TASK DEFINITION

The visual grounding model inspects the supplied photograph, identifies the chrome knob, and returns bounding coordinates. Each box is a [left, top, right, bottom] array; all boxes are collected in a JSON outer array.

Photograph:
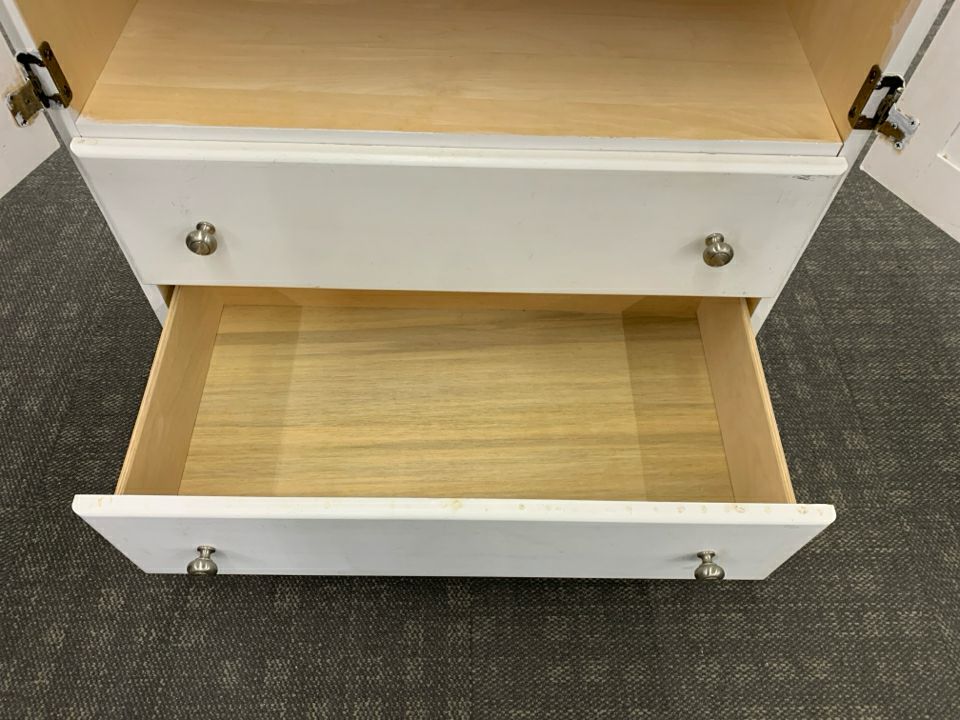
[[186, 545, 218, 576], [185, 221, 218, 256], [694, 550, 725, 581], [702, 233, 734, 267]]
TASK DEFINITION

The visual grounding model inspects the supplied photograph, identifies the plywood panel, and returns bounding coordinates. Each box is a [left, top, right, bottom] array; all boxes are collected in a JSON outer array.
[[785, 0, 920, 138], [697, 298, 794, 504], [116, 290, 792, 505], [179, 304, 652, 499], [176, 299, 738, 502], [13, 0, 137, 109], [115, 286, 223, 495], [80, 0, 839, 143], [624, 315, 733, 501], [216, 287, 702, 318]]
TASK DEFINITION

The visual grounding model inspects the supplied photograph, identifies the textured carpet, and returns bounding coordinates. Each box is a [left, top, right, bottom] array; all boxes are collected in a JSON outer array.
[[2, 146, 960, 720]]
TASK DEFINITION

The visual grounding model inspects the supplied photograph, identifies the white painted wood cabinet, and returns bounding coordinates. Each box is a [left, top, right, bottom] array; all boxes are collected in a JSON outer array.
[[1, 0, 954, 578]]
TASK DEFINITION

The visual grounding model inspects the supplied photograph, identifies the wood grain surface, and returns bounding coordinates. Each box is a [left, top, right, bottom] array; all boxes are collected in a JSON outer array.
[[215, 287, 703, 317], [624, 314, 733, 501], [697, 298, 794, 503], [110, 289, 794, 504], [785, 0, 919, 139], [14, 0, 137, 109], [177, 301, 736, 501], [79, 0, 839, 143], [180, 304, 649, 499], [116, 286, 223, 495]]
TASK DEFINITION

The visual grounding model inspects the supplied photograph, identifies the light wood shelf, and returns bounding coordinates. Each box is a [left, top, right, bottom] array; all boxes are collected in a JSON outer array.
[[78, 0, 841, 143]]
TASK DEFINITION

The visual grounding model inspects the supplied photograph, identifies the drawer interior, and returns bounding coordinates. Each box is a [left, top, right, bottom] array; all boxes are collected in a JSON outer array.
[[14, 0, 915, 144], [116, 287, 795, 505]]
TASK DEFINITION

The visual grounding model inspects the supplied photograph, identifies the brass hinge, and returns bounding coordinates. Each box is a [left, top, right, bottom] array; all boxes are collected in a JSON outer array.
[[5, 41, 73, 127], [848, 64, 917, 150]]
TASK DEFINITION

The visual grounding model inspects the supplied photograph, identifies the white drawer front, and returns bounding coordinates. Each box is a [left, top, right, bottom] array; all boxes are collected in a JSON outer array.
[[73, 138, 845, 297], [73, 496, 834, 579]]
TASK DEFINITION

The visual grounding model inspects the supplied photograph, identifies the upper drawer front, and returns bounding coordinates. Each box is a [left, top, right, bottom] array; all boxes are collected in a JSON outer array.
[[73, 139, 845, 296]]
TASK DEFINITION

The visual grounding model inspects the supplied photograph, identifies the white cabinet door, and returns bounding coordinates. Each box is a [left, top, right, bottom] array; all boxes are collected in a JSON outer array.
[[861, 2, 960, 242], [0, 38, 58, 197]]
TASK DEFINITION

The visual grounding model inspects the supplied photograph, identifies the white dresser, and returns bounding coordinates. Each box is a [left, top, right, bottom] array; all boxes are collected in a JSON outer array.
[[2, 0, 957, 579]]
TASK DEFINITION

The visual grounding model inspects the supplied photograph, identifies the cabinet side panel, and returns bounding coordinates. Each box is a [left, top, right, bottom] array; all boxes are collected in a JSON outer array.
[[12, 0, 136, 110], [785, 0, 923, 138]]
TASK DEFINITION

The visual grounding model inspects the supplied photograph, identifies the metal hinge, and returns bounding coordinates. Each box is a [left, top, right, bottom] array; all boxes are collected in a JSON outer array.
[[848, 64, 917, 150], [4, 41, 73, 127]]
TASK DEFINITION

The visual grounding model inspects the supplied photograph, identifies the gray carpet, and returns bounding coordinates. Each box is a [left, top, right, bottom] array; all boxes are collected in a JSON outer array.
[[2, 142, 960, 716]]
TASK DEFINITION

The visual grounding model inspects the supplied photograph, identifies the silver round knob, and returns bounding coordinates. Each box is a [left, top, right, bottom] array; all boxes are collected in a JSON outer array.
[[185, 221, 218, 256], [186, 545, 218, 576], [694, 550, 725, 581], [702, 233, 734, 267]]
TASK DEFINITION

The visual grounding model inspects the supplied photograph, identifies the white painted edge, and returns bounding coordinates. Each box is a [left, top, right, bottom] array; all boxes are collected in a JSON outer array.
[[141, 283, 168, 324], [750, 130, 869, 333], [73, 495, 836, 526], [70, 137, 848, 176], [74, 117, 843, 158], [0, 0, 34, 62], [883, 0, 950, 74]]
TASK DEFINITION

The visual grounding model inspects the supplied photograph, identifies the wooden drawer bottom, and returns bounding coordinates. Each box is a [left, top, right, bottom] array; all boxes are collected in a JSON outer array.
[[74, 287, 833, 578]]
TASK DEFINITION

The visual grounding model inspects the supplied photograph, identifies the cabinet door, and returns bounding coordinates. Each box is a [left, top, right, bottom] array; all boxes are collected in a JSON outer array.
[[0, 38, 57, 197], [861, 2, 960, 242]]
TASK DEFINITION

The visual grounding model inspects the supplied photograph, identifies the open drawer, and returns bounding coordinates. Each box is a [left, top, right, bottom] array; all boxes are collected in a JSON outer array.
[[74, 287, 834, 579]]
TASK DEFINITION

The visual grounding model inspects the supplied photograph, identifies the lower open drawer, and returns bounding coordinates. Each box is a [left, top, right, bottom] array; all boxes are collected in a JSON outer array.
[[74, 287, 834, 578]]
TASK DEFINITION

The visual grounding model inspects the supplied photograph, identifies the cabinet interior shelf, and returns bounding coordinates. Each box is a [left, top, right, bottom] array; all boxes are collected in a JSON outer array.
[[69, 0, 842, 145]]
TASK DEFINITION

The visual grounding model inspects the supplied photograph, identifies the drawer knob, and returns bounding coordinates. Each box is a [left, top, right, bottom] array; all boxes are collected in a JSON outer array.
[[186, 545, 218, 576], [185, 221, 218, 256], [694, 550, 725, 581], [702, 233, 734, 267]]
